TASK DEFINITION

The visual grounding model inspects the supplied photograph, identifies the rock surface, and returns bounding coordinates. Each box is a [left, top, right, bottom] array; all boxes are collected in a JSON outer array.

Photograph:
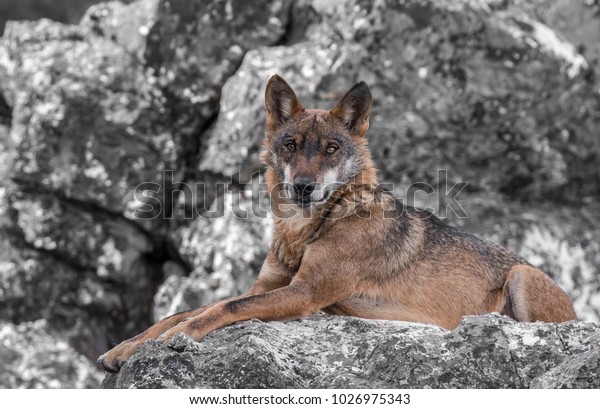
[[154, 194, 272, 321], [0, 320, 102, 388], [0, 16, 176, 362], [101, 314, 600, 389]]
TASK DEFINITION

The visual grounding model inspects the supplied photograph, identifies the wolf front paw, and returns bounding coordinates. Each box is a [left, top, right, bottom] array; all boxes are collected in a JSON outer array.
[[97, 341, 140, 373]]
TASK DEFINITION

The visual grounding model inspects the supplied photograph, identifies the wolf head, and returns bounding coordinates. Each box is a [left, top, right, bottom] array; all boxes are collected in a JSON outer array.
[[261, 75, 376, 208]]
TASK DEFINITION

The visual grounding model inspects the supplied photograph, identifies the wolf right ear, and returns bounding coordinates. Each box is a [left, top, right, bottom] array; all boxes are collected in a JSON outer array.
[[265, 75, 304, 132]]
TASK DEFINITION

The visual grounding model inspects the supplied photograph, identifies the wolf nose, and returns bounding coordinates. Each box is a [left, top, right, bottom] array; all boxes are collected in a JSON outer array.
[[293, 176, 316, 197]]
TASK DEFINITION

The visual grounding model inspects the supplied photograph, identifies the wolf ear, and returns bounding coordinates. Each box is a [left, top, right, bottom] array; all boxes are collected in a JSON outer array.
[[330, 81, 372, 137], [265, 75, 304, 131]]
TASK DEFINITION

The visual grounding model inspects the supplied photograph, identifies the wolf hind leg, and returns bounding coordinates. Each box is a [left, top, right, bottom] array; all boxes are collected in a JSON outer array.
[[503, 264, 577, 323]]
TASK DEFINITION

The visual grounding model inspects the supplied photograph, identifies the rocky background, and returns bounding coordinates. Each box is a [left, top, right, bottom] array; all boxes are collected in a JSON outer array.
[[0, 0, 599, 388]]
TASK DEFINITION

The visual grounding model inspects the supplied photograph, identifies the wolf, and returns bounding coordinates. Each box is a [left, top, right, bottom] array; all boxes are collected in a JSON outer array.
[[98, 75, 576, 372]]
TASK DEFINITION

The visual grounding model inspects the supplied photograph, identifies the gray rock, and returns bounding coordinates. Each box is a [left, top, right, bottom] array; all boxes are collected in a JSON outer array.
[[0, 18, 176, 228], [81, 0, 160, 63], [82, 0, 294, 149], [0, 224, 157, 362], [513, 0, 600, 71], [530, 348, 600, 389], [0, 0, 122, 35], [154, 194, 272, 321], [0, 320, 102, 388], [101, 314, 600, 389]]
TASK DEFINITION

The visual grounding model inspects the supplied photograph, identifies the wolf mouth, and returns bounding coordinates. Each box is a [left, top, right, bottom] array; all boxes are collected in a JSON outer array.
[[289, 180, 347, 208], [295, 198, 321, 208], [293, 191, 332, 208], [293, 195, 321, 208]]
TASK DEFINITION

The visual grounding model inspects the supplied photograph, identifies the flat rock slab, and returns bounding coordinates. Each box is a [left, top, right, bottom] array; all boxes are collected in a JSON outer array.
[[102, 314, 600, 389]]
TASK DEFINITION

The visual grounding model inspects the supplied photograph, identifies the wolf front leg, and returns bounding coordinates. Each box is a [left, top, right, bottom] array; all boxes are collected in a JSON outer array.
[[157, 272, 354, 344], [97, 253, 291, 372]]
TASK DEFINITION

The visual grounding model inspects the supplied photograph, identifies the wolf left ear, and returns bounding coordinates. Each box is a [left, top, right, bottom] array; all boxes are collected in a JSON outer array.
[[265, 75, 304, 132], [330, 81, 372, 137]]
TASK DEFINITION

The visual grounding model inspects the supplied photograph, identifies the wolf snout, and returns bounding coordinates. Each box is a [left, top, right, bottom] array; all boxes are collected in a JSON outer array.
[[293, 175, 316, 198]]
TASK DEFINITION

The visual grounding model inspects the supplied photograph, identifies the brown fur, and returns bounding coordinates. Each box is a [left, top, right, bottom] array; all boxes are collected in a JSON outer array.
[[98, 75, 576, 373]]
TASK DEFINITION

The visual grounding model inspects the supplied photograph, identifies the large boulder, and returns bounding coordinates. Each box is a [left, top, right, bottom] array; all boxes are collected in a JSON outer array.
[[101, 314, 600, 389]]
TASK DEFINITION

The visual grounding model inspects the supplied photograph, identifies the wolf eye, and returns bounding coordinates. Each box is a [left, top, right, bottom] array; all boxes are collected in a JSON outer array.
[[285, 142, 296, 152], [326, 145, 338, 154]]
